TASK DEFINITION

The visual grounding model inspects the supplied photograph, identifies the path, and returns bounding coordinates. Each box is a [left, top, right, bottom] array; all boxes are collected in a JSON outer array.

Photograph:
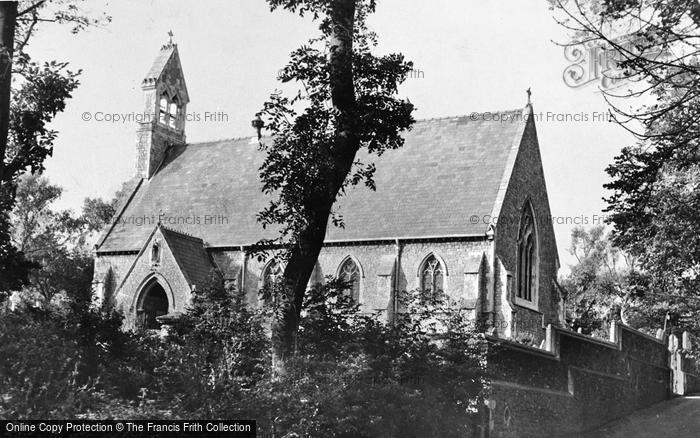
[[592, 396, 700, 437]]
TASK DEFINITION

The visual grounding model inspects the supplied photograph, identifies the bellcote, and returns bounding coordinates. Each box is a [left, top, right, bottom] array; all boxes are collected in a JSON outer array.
[[142, 41, 189, 131], [136, 40, 189, 179]]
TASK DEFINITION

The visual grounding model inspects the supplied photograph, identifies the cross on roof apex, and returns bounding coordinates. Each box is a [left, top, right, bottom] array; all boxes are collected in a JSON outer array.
[[161, 30, 176, 50]]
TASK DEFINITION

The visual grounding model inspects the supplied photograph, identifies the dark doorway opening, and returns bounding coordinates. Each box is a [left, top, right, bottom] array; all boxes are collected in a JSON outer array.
[[137, 281, 169, 330]]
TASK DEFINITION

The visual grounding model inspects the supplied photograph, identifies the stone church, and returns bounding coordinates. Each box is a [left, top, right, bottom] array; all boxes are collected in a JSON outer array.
[[93, 42, 565, 341]]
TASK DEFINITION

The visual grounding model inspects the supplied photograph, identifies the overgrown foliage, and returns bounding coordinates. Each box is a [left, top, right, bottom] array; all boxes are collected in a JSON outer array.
[[551, 0, 700, 326], [0, 280, 131, 418], [563, 226, 634, 335], [1, 275, 487, 436], [559, 225, 695, 336], [5, 174, 116, 309]]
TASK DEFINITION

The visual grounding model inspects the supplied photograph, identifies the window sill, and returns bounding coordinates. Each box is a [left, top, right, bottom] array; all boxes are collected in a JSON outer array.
[[514, 296, 539, 312]]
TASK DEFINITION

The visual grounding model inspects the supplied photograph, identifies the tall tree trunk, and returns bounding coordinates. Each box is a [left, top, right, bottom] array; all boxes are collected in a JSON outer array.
[[271, 0, 358, 373], [0, 1, 16, 185], [272, 209, 330, 373]]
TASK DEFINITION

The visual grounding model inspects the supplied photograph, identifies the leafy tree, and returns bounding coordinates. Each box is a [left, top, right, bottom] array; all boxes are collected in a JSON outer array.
[[558, 226, 688, 336], [551, 0, 700, 138], [562, 226, 632, 334], [0, 176, 135, 416], [0, 2, 16, 184], [257, 0, 415, 368], [551, 0, 700, 322], [0, 242, 32, 294], [7, 174, 116, 304], [629, 164, 700, 334], [1, 0, 110, 182], [11, 173, 63, 255], [0, 1, 109, 289], [549, 0, 700, 235], [80, 195, 118, 236]]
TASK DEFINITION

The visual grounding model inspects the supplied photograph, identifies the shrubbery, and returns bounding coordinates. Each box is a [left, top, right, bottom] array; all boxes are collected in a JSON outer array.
[[0, 276, 488, 437], [0, 298, 132, 418]]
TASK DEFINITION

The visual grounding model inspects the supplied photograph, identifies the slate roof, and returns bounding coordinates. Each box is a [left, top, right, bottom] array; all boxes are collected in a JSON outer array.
[[97, 108, 530, 252], [141, 43, 189, 102], [160, 226, 215, 287], [113, 224, 216, 294], [144, 44, 175, 82]]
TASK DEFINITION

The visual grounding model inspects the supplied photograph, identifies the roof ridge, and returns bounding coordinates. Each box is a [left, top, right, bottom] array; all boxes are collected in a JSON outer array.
[[184, 135, 262, 147], [184, 107, 527, 147], [160, 224, 205, 243], [414, 108, 524, 122]]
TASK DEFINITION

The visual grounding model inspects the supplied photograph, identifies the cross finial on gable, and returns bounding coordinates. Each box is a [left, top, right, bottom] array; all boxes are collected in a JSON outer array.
[[526, 87, 532, 105], [168, 30, 174, 45]]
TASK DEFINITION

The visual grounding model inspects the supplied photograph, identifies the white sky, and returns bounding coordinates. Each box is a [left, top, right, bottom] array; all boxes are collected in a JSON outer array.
[[26, 0, 636, 270]]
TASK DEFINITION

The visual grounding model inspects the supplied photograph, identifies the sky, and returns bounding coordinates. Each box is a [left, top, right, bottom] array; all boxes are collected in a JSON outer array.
[[26, 0, 636, 270]]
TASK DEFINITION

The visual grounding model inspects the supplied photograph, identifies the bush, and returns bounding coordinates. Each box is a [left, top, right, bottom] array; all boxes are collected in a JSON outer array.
[[142, 275, 271, 416], [156, 279, 487, 436], [1, 274, 488, 436], [0, 301, 134, 418], [0, 309, 84, 418], [245, 286, 487, 437]]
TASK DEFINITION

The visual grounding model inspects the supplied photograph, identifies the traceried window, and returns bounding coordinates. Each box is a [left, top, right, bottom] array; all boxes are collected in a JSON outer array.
[[517, 203, 537, 303], [420, 254, 444, 299], [262, 259, 283, 290], [338, 257, 361, 301], [262, 259, 284, 306]]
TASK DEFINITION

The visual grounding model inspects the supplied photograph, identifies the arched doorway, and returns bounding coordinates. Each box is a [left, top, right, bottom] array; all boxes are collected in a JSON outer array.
[[136, 280, 169, 330]]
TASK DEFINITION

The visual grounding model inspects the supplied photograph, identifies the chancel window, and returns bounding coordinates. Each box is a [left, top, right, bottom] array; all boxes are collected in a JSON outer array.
[[517, 203, 537, 302], [338, 257, 361, 301], [420, 254, 444, 299]]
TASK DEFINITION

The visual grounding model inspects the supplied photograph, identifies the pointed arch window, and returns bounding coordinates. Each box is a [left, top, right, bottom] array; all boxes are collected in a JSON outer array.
[[516, 203, 537, 304], [338, 257, 361, 301], [151, 242, 161, 265], [159, 96, 168, 124], [261, 259, 284, 306], [169, 96, 180, 129], [158, 93, 181, 129], [420, 254, 444, 299], [262, 259, 284, 290]]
